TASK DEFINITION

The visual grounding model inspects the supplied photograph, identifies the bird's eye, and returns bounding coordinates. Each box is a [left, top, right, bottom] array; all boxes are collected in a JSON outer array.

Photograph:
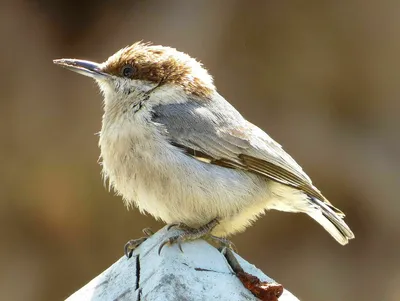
[[121, 64, 136, 78]]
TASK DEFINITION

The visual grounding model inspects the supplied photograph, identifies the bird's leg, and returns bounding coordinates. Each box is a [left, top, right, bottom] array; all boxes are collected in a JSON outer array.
[[158, 218, 219, 255], [124, 227, 154, 258]]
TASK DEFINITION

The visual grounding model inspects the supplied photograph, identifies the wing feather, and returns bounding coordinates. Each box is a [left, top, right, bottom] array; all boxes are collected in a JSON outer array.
[[151, 95, 336, 211]]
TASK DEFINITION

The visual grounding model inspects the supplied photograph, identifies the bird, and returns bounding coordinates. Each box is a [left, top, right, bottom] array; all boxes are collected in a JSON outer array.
[[53, 42, 354, 255]]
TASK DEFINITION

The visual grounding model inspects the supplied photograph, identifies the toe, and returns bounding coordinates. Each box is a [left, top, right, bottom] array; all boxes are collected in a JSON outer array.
[[158, 235, 185, 255], [167, 223, 185, 231], [124, 237, 147, 258], [142, 228, 154, 236], [124, 242, 134, 258], [158, 237, 172, 255]]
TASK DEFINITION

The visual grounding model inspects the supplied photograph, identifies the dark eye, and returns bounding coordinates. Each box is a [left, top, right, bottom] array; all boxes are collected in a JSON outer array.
[[121, 64, 136, 78]]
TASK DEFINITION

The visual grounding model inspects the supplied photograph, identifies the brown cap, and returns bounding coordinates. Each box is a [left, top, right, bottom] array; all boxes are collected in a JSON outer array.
[[102, 42, 215, 98]]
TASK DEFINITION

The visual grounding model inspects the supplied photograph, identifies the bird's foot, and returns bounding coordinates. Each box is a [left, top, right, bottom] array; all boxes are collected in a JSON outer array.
[[207, 235, 237, 253], [158, 218, 219, 255], [124, 227, 154, 258]]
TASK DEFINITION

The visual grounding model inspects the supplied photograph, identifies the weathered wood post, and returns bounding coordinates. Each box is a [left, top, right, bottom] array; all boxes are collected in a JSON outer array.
[[66, 226, 299, 301]]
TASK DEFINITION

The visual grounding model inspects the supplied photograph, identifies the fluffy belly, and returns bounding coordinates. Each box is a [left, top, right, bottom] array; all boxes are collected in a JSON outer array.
[[104, 143, 272, 236]]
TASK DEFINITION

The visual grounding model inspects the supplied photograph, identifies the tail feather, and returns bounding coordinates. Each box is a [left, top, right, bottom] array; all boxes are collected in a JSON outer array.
[[307, 197, 355, 245]]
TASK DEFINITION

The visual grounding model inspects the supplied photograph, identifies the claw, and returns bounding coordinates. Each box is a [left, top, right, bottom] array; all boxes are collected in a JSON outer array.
[[124, 241, 134, 258], [143, 227, 154, 236], [166, 223, 181, 231], [158, 238, 170, 255], [177, 241, 183, 253], [158, 235, 185, 255], [124, 235, 149, 258]]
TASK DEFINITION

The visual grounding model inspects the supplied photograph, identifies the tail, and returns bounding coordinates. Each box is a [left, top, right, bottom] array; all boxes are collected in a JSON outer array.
[[307, 197, 355, 245]]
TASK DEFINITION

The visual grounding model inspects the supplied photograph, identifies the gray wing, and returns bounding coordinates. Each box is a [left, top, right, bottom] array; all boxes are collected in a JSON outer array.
[[151, 94, 327, 203]]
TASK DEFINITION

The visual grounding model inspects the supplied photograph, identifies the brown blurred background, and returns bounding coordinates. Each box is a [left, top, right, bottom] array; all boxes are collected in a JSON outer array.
[[1, 0, 399, 300]]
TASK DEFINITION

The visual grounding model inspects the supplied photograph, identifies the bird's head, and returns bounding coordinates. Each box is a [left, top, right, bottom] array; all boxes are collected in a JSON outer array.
[[54, 42, 215, 109]]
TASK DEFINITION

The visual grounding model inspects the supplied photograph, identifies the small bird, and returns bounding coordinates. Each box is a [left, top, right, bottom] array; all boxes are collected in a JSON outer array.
[[54, 42, 354, 254]]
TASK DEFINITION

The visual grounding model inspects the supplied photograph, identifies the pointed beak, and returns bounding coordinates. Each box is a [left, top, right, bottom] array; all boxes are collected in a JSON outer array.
[[53, 59, 109, 79]]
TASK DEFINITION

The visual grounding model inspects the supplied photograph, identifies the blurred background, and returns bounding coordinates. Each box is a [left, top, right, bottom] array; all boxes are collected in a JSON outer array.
[[1, 0, 399, 300]]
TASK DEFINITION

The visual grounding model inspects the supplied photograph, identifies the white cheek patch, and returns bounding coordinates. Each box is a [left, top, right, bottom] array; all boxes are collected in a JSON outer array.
[[95, 77, 158, 106]]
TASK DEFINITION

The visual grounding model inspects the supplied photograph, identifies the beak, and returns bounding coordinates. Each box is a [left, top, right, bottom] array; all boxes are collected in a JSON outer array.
[[53, 59, 109, 79]]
